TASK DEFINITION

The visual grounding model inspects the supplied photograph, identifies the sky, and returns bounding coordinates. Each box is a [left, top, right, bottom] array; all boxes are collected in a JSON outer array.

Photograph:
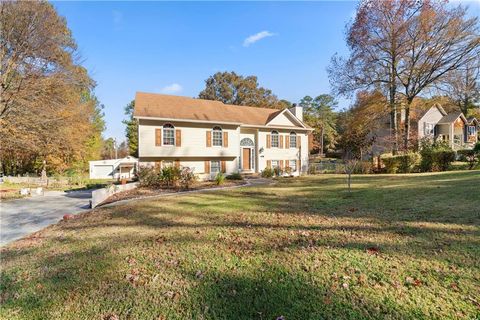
[[52, 1, 480, 143]]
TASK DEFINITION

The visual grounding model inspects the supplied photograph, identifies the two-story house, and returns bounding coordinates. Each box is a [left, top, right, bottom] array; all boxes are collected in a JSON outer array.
[[133, 92, 313, 179]]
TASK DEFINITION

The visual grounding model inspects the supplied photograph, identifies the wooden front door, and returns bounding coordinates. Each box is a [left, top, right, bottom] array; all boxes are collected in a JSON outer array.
[[242, 148, 251, 170]]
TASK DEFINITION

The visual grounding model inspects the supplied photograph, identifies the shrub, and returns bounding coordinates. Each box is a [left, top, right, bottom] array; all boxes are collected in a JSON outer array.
[[382, 153, 420, 174], [137, 166, 162, 187], [179, 167, 197, 189], [420, 139, 455, 172], [261, 168, 275, 178], [160, 166, 181, 188], [457, 149, 479, 170], [226, 172, 243, 180], [382, 156, 400, 174], [214, 172, 225, 185], [273, 167, 283, 177], [353, 161, 373, 174]]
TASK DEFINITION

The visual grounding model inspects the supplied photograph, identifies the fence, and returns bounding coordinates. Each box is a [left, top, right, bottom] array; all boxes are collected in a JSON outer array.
[[308, 160, 346, 174]]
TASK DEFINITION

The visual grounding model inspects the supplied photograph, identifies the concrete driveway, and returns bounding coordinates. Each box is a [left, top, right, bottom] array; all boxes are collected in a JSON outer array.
[[0, 190, 92, 246]]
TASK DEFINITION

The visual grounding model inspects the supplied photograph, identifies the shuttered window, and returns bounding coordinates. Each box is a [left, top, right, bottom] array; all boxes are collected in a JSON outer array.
[[271, 131, 279, 148], [290, 132, 297, 148], [163, 124, 175, 145], [289, 160, 297, 171], [211, 160, 221, 173], [212, 126, 223, 146]]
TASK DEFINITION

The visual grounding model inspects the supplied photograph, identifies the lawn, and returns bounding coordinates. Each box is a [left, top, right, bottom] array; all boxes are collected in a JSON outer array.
[[1, 171, 479, 319]]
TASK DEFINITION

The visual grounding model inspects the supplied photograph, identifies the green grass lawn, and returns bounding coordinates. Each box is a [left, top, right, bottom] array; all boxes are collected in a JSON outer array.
[[1, 171, 479, 319]]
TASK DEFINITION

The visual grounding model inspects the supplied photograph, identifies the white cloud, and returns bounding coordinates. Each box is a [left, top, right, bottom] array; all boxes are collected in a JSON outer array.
[[243, 31, 276, 47], [112, 10, 123, 25], [160, 83, 183, 94]]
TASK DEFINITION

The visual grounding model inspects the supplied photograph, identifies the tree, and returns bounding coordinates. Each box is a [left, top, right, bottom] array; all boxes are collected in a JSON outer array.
[[198, 71, 284, 109], [0, 1, 92, 119], [0, 1, 103, 175], [328, 0, 421, 155], [397, 2, 480, 149], [101, 138, 116, 160], [436, 57, 480, 115], [299, 95, 338, 155], [123, 100, 138, 157]]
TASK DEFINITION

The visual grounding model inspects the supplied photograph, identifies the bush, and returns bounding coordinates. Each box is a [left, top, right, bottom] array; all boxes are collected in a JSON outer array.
[[456, 149, 479, 170], [382, 153, 420, 174], [353, 161, 373, 174], [160, 166, 181, 188], [137, 166, 162, 187], [214, 172, 225, 185], [261, 168, 275, 178], [179, 167, 197, 189], [273, 167, 283, 177], [226, 172, 243, 180], [420, 140, 455, 172]]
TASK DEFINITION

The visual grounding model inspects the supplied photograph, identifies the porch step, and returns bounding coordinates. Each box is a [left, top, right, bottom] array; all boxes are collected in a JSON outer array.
[[241, 172, 261, 179]]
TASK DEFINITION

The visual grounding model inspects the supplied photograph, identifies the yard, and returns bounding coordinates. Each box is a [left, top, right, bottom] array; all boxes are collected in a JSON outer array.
[[1, 171, 479, 319]]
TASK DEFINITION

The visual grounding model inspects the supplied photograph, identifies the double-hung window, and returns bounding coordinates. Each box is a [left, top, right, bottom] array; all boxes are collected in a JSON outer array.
[[212, 126, 223, 146], [211, 160, 221, 173], [163, 124, 175, 145], [271, 131, 279, 148], [289, 160, 297, 171], [468, 125, 476, 136], [271, 160, 279, 168], [290, 132, 297, 148], [424, 123, 435, 136]]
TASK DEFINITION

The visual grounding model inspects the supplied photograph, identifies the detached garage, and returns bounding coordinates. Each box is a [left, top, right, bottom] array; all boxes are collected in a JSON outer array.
[[89, 156, 138, 180]]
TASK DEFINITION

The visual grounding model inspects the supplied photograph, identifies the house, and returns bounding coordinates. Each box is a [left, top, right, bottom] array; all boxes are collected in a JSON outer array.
[[373, 104, 478, 154], [133, 92, 313, 179], [89, 156, 138, 180]]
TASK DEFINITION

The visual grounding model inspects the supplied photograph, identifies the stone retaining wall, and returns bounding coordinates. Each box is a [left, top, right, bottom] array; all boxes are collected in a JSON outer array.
[[91, 182, 138, 208]]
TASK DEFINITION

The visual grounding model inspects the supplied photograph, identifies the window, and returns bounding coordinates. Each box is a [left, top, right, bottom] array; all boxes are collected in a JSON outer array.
[[212, 126, 223, 146], [271, 131, 279, 148], [290, 132, 297, 148], [163, 124, 175, 145], [424, 123, 435, 136], [468, 125, 476, 136], [271, 160, 279, 168], [289, 160, 297, 171], [211, 160, 221, 173]]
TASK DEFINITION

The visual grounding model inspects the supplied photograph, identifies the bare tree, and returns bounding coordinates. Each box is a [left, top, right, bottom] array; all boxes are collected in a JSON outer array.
[[329, 0, 422, 155], [397, 3, 480, 149]]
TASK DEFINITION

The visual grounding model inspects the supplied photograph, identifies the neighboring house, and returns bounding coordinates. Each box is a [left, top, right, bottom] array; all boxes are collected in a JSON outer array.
[[133, 92, 313, 179], [89, 156, 138, 179], [374, 104, 479, 153]]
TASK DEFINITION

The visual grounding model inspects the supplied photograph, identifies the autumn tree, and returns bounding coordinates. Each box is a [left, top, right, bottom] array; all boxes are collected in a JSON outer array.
[[329, 0, 421, 154], [397, 2, 480, 149], [198, 71, 285, 109], [299, 95, 338, 155], [123, 100, 138, 157], [0, 1, 104, 175]]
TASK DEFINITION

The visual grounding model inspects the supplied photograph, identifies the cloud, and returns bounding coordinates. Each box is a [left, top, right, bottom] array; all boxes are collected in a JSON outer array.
[[160, 83, 183, 94], [112, 10, 123, 25], [243, 31, 276, 47]]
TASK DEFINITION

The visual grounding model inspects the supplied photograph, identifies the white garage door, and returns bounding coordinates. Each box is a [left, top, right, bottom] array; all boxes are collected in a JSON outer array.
[[93, 165, 114, 178]]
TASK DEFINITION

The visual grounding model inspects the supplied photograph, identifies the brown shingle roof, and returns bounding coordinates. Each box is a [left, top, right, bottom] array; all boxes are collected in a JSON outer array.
[[134, 92, 301, 127], [438, 112, 464, 124]]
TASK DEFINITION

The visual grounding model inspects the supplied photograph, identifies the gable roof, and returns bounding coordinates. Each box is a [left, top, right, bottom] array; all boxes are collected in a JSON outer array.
[[134, 92, 309, 128], [416, 104, 447, 121], [437, 112, 467, 124], [467, 117, 479, 126]]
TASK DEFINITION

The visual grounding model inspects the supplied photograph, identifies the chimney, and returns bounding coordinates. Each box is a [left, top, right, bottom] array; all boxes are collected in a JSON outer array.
[[289, 103, 303, 122]]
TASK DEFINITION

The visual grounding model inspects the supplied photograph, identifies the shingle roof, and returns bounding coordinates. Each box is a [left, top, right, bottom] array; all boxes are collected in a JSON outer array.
[[134, 92, 305, 127], [437, 112, 464, 124]]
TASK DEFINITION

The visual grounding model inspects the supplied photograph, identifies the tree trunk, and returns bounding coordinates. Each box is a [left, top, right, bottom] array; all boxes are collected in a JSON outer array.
[[403, 100, 412, 150], [390, 64, 398, 155], [320, 126, 324, 155]]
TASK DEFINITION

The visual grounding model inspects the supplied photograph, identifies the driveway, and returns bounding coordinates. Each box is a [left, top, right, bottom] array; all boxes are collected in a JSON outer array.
[[0, 190, 92, 246]]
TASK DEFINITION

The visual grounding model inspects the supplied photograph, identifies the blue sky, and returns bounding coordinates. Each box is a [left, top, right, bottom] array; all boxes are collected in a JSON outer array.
[[53, 1, 479, 142]]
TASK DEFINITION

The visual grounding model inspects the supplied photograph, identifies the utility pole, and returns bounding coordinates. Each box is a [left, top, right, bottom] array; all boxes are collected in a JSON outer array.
[[114, 138, 118, 159]]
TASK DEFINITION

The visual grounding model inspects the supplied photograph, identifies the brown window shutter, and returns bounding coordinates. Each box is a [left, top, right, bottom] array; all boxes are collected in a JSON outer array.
[[221, 160, 226, 173], [297, 136, 301, 149], [223, 132, 228, 147], [285, 160, 290, 169], [204, 160, 210, 173], [279, 160, 284, 169], [280, 135, 284, 148], [174, 160, 180, 168], [266, 135, 271, 148], [266, 160, 271, 168], [155, 129, 162, 146], [175, 129, 181, 147], [285, 136, 290, 148], [297, 159, 301, 172], [206, 131, 212, 147], [155, 161, 161, 170]]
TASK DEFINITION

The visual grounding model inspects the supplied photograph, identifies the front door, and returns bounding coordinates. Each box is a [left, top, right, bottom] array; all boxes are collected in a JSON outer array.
[[242, 148, 251, 170]]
